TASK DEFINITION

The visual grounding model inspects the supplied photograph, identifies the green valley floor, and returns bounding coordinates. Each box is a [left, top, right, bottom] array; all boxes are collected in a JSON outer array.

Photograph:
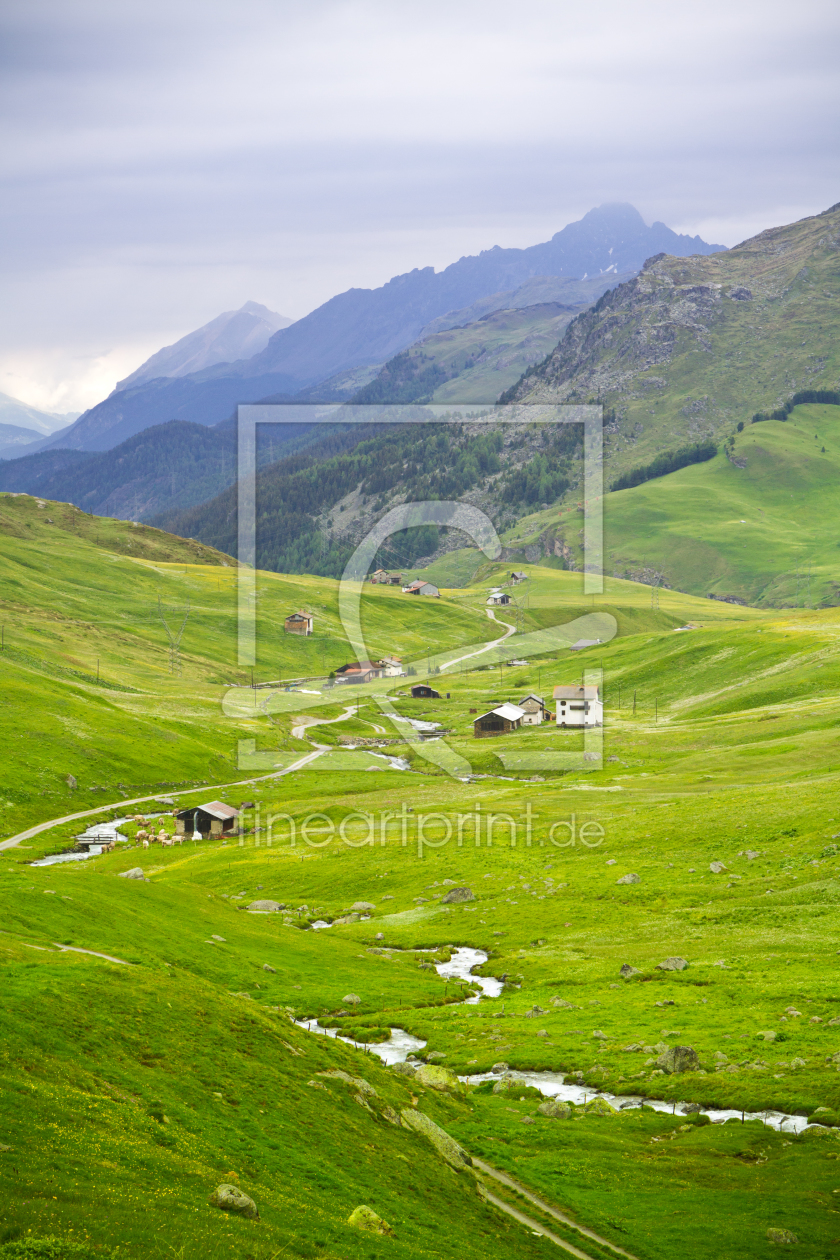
[[3, 494, 840, 1258]]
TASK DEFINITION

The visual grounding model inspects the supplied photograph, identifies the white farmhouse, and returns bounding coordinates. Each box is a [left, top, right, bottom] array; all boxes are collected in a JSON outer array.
[[553, 684, 602, 727], [517, 693, 547, 725]]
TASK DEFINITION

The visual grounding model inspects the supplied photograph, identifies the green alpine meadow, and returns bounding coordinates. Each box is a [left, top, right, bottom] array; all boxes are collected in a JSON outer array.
[[3, 176, 840, 1260]]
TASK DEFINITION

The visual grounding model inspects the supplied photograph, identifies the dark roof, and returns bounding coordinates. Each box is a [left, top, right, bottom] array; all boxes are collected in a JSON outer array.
[[177, 800, 239, 821]]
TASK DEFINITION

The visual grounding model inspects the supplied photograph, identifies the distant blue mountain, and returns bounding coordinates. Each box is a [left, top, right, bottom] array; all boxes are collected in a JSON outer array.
[[44, 204, 724, 453]]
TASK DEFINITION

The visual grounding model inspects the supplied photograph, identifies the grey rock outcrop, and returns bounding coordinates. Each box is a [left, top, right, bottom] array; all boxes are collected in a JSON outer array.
[[440, 886, 475, 904], [537, 1099, 572, 1119], [616, 873, 640, 885], [351, 901, 376, 912], [209, 1184, 259, 1220], [656, 956, 688, 971], [583, 1096, 616, 1115], [766, 1227, 798, 1243], [656, 1045, 699, 1073], [317, 1069, 376, 1095], [247, 899, 283, 912], [118, 868, 145, 880], [401, 1108, 472, 1167], [415, 1064, 463, 1093], [619, 963, 641, 977], [348, 1205, 394, 1235]]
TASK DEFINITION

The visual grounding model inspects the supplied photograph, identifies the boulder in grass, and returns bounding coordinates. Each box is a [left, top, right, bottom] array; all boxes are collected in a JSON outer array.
[[209, 1183, 259, 1220], [537, 1099, 572, 1119], [247, 900, 283, 912], [619, 963, 641, 978], [709, 861, 727, 874], [656, 1045, 699, 1074], [348, 1205, 394, 1235], [583, 1096, 616, 1116], [400, 1108, 472, 1168], [118, 868, 145, 880], [414, 1064, 463, 1093], [616, 873, 640, 885], [342, 994, 361, 1006], [440, 886, 474, 904], [262, 963, 276, 973], [350, 901, 376, 912], [656, 956, 688, 972], [766, 1227, 798, 1244]]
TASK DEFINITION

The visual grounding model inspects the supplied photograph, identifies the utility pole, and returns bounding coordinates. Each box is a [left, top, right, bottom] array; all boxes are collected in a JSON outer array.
[[157, 596, 190, 675]]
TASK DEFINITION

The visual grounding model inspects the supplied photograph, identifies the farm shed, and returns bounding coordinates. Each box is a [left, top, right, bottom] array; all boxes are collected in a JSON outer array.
[[403, 580, 439, 597], [411, 684, 440, 699], [285, 611, 313, 635], [176, 801, 239, 837], [473, 702, 526, 738]]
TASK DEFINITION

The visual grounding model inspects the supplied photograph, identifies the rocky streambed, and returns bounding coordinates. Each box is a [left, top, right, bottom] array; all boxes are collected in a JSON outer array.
[[297, 945, 813, 1133]]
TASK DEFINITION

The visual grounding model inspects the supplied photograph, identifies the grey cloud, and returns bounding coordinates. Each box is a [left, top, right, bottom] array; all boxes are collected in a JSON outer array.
[[0, 0, 838, 410]]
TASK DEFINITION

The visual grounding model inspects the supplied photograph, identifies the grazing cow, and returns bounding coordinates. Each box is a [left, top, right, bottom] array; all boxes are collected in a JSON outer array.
[[172, 834, 183, 846], [136, 829, 149, 842], [142, 838, 149, 850]]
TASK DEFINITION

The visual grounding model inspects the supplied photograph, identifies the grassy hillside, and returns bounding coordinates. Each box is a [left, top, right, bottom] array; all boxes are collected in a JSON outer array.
[[4, 579, 840, 1255], [352, 304, 584, 405], [0, 492, 496, 836], [506, 202, 840, 483], [6, 511, 840, 1256], [496, 402, 840, 606]]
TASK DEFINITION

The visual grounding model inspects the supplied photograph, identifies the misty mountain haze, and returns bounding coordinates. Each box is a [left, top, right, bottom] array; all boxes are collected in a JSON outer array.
[[114, 301, 294, 391], [36, 203, 724, 455]]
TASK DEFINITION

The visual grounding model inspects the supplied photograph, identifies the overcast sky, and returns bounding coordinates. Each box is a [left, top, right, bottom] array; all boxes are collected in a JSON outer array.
[[2, 0, 839, 413]]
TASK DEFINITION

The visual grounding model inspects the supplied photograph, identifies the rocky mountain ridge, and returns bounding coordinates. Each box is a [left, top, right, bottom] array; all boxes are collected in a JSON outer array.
[[503, 202, 840, 474]]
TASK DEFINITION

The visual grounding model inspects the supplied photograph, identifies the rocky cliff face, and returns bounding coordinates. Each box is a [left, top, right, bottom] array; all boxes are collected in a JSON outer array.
[[506, 204, 840, 476]]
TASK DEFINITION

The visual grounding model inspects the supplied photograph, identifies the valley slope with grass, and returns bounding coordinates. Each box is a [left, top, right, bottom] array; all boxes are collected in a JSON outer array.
[[4, 495, 840, 1257]]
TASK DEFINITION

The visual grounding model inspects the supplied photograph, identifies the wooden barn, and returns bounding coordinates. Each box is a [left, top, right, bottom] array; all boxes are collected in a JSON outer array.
[[473, 702, 525, 738], [411, 684, 440, 699], [335, 661, 377, 684], [285, 611, 313, 636], [175, 801, 239, 837], [402, 580, 439, 597]]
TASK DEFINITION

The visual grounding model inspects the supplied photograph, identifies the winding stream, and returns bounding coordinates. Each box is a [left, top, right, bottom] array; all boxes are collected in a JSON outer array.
[[296, 945, 811, 1133], [31, 818, 132, 865]]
